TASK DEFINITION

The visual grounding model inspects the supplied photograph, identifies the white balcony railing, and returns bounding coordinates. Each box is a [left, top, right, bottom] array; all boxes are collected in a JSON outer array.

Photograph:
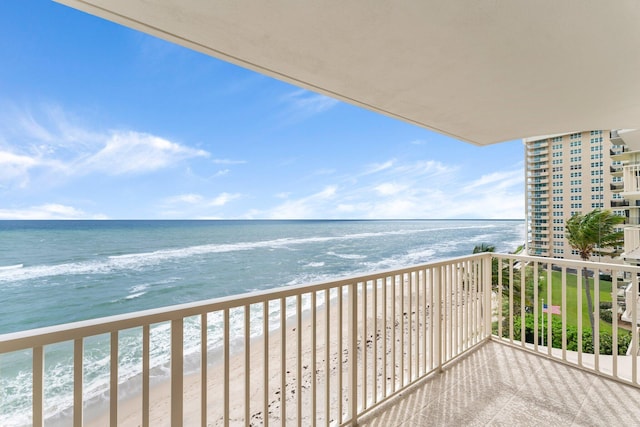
[[1, 253, 640, 426], [0, 255, 492, 427], [623, 164, 640, 197]]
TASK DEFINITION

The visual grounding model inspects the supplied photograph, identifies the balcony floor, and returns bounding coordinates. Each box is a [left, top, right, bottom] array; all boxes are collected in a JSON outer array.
[[360, 340, 640, 426]]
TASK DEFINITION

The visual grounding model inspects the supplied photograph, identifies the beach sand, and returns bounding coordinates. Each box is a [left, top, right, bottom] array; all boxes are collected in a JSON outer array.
[[85, 280, 436, 426]]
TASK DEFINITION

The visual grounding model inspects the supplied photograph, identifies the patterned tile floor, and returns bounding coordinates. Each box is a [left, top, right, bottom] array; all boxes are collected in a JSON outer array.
[[359, 341, 640, 426]]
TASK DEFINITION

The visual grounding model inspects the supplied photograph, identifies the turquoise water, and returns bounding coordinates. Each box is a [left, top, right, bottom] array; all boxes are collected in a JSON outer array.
[[0, 219, 524, 425]]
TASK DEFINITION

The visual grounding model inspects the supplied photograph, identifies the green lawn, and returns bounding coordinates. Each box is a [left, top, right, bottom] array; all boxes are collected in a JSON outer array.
[[538, 270, 616, 334]]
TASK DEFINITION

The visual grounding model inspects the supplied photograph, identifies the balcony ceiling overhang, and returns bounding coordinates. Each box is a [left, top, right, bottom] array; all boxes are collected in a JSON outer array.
[[55, 0, 640, 146]]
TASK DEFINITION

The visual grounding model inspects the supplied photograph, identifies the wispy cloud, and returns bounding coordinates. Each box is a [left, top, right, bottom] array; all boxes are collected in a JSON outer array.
[[212, 158, 246, 165], [160, 192, 243, 218], [0, 104, 210, 189], [0, 204, 108, 220], [254, 158, 523, 220], [363, 159, 396, 175], [78, 131, 208, 175], [278, 89, 340, 124], [209, 192, 242, 207], [267, 186, 338, 219]]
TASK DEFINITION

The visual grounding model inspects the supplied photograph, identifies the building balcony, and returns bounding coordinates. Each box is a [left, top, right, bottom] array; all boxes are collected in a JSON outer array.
[[623, 226, 640, 262], [2, 254, 640, 426], [622, 165, 640, 200], [611, 182, 624, 192], [612, 200, 631, 208]]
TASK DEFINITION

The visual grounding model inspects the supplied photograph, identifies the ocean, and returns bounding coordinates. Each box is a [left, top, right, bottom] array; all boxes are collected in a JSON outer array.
[[0, 219, 524, 425]]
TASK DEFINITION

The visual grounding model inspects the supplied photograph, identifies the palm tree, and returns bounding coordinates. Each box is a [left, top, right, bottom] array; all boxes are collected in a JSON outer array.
[[565, 209, 624, 335], [472, 243, 495, 254]]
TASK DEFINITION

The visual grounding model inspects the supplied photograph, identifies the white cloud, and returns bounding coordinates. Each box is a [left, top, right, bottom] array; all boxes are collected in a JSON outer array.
[[213, 169, 230, 177], [0, 105, 211, 190], [0, 204, 108, 220], [256, 157, 523, 219], [79, 131, 209, 175], [374, 182, 407, 196], [267, 186, 338, 219], [363, 159, 395, 175], [209, 192, 241, 207], [286, 89, 339, 114], [212, 159, 246, 165], [164, 193, 204, 204]]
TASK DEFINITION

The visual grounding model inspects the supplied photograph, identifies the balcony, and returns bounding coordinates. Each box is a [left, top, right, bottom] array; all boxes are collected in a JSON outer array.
[[2, 254, 640, 426], [622, 165, 640, 200]]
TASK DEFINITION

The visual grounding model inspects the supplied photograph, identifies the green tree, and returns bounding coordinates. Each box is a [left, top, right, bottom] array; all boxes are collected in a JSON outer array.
[[565, 209, 624, 336], [472, 243, 495, 254]]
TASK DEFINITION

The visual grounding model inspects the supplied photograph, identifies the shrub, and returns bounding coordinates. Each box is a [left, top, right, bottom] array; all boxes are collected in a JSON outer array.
[[599, 308, 612, 323], [498, 315, 630, 355]]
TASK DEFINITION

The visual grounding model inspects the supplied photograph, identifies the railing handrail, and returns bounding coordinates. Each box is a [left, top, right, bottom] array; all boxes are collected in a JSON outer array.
[[0, 252, 491, 353]]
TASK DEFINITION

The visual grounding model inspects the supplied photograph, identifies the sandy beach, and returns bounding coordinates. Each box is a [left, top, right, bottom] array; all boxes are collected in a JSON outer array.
[[84, 279, 439, 426]]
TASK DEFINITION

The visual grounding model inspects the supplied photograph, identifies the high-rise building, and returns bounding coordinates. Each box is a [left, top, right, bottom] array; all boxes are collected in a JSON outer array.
[[524, 130, 625, 261]]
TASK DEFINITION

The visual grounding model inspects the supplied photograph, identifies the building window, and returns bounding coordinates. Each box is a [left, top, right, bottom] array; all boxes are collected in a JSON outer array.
[[570, 156, 582, 162]]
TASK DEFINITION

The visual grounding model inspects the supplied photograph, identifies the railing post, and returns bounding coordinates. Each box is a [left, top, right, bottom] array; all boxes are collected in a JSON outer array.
[[348, 281, 358, 425], [73, 338, 83, 427], [171, 318, 184, 427], [33, 346, 44, 427], [434, 266, 442, 373], [483, 255, 492, 339]]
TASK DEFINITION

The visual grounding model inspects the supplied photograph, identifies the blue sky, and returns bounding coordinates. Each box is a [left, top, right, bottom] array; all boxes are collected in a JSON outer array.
[[0, 1, 525, 220]]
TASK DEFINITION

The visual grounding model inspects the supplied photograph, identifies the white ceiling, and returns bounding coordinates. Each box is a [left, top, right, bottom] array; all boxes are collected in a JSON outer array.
[[56, 0, 640, 146]]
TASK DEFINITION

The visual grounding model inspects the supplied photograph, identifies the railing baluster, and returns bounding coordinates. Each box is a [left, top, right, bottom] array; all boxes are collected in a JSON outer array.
[[547, 263, 552, 356], [520, 264, 526, 347], [244, 306, 250, 427], [223, 310, 230, 427], [498, 258, 503, 339], [362, 279, 367, 408], [382, 277, 387, 397], [561, 268, 567, 361], [280, 298, 286, 426], [612, 272, 619, 378], [296, 295, 302, 425], [400, 273, 405, 388], [533, 262, 539, 352], [632, 273, 638, 385], [436, 265, 443, 371], [391, 276, 396, 391], [143, 324, 150, 427], [200, 313, 209, 427], [483, 255, 492, 339], [373, 279, 378, 403], [263, 302, 269, 427], [454, 263, 459, 355], [73, 338, 83, 427], [311, 292, 317, 426], [594, 273, 600, 372], [413, 272, 418, 380], [337, 286, 345, 424], [509, 259, 514, 343], [337, 288, 343, 424], [348, 282, 357, 425], [110, 331, 118, 427], [33, 345, 44, 427], [408, 273, 413, 381], [420, 269, 424, 375], [171, 319, 184, 427], [577, 270, 583, 366], [325, 288, 330, 426]]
